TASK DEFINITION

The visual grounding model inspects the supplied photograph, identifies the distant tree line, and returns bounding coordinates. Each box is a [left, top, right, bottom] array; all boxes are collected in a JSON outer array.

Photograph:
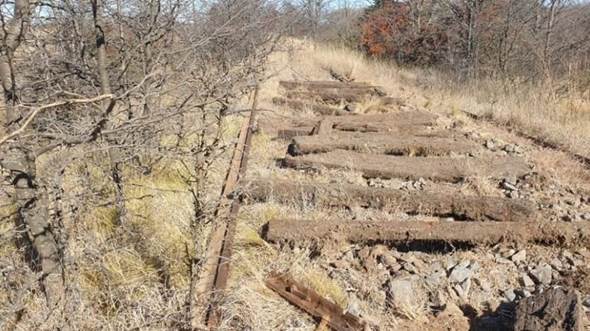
[[289, 0, 590, 84], [359, 0, 590, 82]]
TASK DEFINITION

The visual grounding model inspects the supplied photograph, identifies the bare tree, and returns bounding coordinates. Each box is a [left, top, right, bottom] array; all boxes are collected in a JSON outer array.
[[358, 0, 590, 83], [0, 0, 285, 328], [0, 0, 66, 311]]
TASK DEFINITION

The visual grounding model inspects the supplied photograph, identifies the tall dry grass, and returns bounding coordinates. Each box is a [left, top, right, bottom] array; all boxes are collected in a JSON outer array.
[[0, 114, 244, 330], [411, 70, 590, 158]]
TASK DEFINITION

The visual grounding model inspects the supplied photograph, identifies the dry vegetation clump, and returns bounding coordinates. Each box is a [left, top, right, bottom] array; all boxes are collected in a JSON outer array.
[[2, 0, 588, 325], [411, 72, 590, 158]]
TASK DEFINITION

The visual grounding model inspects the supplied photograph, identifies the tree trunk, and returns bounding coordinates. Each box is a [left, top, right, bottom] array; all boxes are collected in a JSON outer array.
[[11, 152, 64, 307], [92, 0, 111, 96], [542, 0, 559, 85], [92, 0, 128, 225], [0, 87, 7, 137], [0, 0, 65, 309]]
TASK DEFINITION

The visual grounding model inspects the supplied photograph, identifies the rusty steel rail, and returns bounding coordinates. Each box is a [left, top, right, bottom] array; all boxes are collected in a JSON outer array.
[[265, 272, 365, 331], [192, 87, 259, 330]]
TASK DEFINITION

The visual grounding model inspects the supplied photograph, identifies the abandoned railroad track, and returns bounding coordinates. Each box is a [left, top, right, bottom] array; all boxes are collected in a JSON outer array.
[[202, 79, 590, 330], [256, 81, 589, 248], [194, 88, 259, 329]]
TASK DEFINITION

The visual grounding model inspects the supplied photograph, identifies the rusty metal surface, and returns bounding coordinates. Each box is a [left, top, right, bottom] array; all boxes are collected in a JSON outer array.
[[265, 272, 365, 331], [193, 87, 259, 330], [206, 87, 259, 328]]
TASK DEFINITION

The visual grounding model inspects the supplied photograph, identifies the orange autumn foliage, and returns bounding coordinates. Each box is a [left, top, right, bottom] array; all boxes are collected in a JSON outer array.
[[360, 1, 448, 65]]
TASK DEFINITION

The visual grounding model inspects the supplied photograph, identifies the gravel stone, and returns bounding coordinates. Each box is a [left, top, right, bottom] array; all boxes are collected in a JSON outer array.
[[485, 139, 496, 150], [345, 300, 362, 317], [511, 250, 527, 264], [501, 180, 518, 191], [445, 257, 458, 271], [504, 289, 516, 301], [381, 253, 399, 270], [501, 249, 516, 258], [549, 258, 563, 271], [503, 144, 516, 153], [460, 278, 471, 295], [386, 276, 423, 308], [520, 274, 535, 288], [530, 264, 552, 285], [449, 261, 472, 283]]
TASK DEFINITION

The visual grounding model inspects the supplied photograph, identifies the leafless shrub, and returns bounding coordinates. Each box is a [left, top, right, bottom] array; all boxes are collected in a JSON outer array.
[[0, 0, 291, 328]]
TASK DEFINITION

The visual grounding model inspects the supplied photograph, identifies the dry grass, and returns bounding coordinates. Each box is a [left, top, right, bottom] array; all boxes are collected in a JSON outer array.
[[404, 67, 590, 159], [0, 108, 246, 329], [6, 39, 587, 329]]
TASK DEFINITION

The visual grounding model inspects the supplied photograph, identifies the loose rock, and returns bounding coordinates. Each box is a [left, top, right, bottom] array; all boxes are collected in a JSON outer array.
[[485, 139, 497, 150], [345, 300, 362, 318], [460, 278, 471, 296], [386, 276, 423, 309], [449, 260, 472, 283], [454, 283, 468, 301], [501, 249, 516, 258], [380, 254, 399, 270], [550, 258, 563, 271], [513, 287, 584, 331], [562, 250, 574, 264], [445, 257, 458, 271], [530, 264, 552, 285], [511, 250, 527, 264], [501, 180, 518, 192], [504, 288, 516, 301], [425, 262, 446, 288], [521, 274, 535, 288]]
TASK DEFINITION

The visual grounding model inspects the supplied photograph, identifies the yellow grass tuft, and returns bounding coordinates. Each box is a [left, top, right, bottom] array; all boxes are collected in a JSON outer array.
[[303, 269, 348, 309], [124, 167, 194, 287], [86, 207, 118, 241], [79, 248, 160, 304], [235, 223, 266, 248]]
